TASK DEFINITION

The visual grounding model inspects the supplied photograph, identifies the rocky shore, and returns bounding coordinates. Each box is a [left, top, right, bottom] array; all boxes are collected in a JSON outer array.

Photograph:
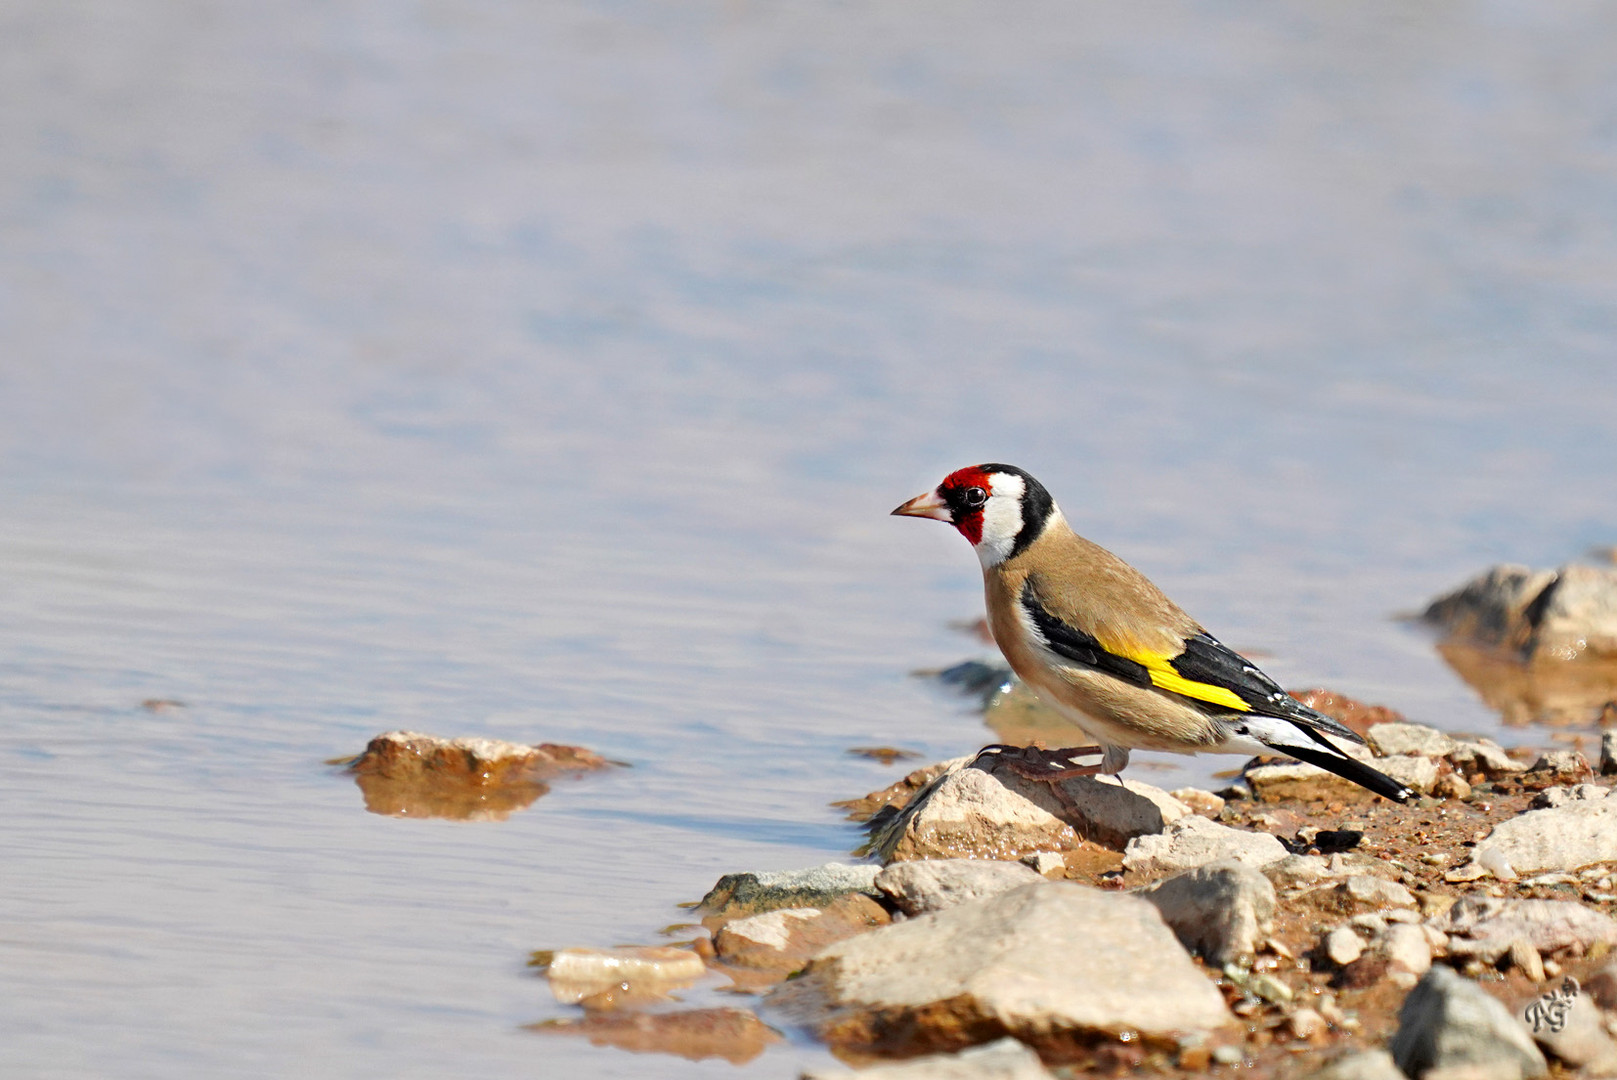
[[528, 686, 1617, 1075], [521, 561, 1617, 1075]]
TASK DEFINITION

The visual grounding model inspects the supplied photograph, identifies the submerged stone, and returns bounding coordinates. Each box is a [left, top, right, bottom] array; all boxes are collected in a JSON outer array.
[[543, 945, 706, 1005], [344, 730, 613, 820], [529, 1006, 781, 1064], [698, 863, 882, 919]]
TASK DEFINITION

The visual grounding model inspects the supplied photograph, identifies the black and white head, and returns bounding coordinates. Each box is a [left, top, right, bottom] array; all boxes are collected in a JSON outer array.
[[891, 463, 1057, 568]]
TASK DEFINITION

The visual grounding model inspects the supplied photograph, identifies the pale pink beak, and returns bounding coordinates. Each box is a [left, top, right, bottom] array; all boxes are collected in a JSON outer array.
[[891, 489, 953, 522]]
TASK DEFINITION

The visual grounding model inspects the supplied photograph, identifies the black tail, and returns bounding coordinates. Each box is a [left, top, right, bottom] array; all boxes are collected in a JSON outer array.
[[1269, 741, 1416, 803]]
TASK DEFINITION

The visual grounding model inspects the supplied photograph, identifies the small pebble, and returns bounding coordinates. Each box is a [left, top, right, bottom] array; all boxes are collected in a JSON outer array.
[[1021, 851, 1065, 877], [1325, 927, 1366, 966], [1508, 938, 1546, 982], [1288, 1006, 1327, 1041], [1211, 1045, 1244, 1065]]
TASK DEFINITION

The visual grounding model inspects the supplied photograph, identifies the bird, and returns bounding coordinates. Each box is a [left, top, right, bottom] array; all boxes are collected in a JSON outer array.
[[892, 463, 1414, 804]]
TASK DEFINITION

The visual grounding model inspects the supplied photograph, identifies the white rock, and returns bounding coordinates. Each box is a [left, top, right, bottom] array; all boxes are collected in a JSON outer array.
[[1471, 798, 1617, 875], [1324, 927, 1366, 966], [1380, 923, 1433, 976], [1367, 722, 1459, 759], [1121, 814, 1289, 874], [1134, 859, 1276, 966], [1265, 854, 1334, 888], [775, 882, 1231, 1048], [1301, 1049, 1406, 1080], [799, 1036, 1056, 1080], [545, 946, 706, 1004], [875, 859, 1045, 916], [872, 761, 1190, 862]]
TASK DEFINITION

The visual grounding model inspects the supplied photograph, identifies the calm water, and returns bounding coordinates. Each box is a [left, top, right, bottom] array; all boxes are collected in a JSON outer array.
[[5, 2, 1617, 1077]]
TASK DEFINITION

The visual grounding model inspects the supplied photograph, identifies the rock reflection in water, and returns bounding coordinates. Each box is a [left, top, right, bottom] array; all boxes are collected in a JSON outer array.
[[528, 1008, 782, 1064], [1436, 643, 1617, 728], [344, 730, 615, 821]]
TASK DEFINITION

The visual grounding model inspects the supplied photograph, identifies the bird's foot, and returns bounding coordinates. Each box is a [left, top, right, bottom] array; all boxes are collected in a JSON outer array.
[[971, 744, 1105, 782]]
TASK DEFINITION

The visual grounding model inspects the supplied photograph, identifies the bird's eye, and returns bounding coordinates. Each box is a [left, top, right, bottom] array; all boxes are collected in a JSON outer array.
[[963, 486, 988, 508]]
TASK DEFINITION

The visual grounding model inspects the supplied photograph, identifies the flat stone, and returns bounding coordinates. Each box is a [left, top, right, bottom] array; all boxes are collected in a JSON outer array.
[[875, 859, 1045, 917], [1121, 815, 1288, 875], [345, 730, 613, 820], [545, 946, 706, 1005], [799, 1037, 1056, 1080], [1246, 761, 1380, 804], [1368, 722, 1459, 759], [773, 882, 1232, 1059], [1433, 896, 1617, 963], [1134, 859, 1276, 966], [1303, 875, 1417, 915], [699, 863, 882, 919], [1390, 965, 1548, 1080], [713, 895, 890, 973], [1468, 798, 1617, 875], [871, 760, 1188, 862], [1519, 978, 1617, 1073], [1301, 1049, 1407, 1080]]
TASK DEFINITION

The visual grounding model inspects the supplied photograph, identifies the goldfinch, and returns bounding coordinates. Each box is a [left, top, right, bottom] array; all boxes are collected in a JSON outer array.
[[894, 464, 1414, 804]]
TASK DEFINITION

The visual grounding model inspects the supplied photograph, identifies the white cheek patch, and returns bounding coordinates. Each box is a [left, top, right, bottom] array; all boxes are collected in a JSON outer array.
[[974, 473, 1025, 568]]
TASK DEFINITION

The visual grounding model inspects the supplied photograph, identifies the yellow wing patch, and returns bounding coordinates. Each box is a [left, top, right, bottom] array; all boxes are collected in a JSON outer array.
[[1102, 640, 1252, 712]]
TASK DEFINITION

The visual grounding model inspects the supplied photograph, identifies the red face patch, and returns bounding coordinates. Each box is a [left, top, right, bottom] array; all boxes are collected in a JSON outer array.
[[938, 466, 993, 546]]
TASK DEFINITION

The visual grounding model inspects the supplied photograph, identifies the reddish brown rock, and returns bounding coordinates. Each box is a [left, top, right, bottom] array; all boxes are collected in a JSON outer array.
[[345, 730, 613, 820], [1289, 689, 1406, 740], [711, 895, 889, 974], [834, 757, 970, 823]]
